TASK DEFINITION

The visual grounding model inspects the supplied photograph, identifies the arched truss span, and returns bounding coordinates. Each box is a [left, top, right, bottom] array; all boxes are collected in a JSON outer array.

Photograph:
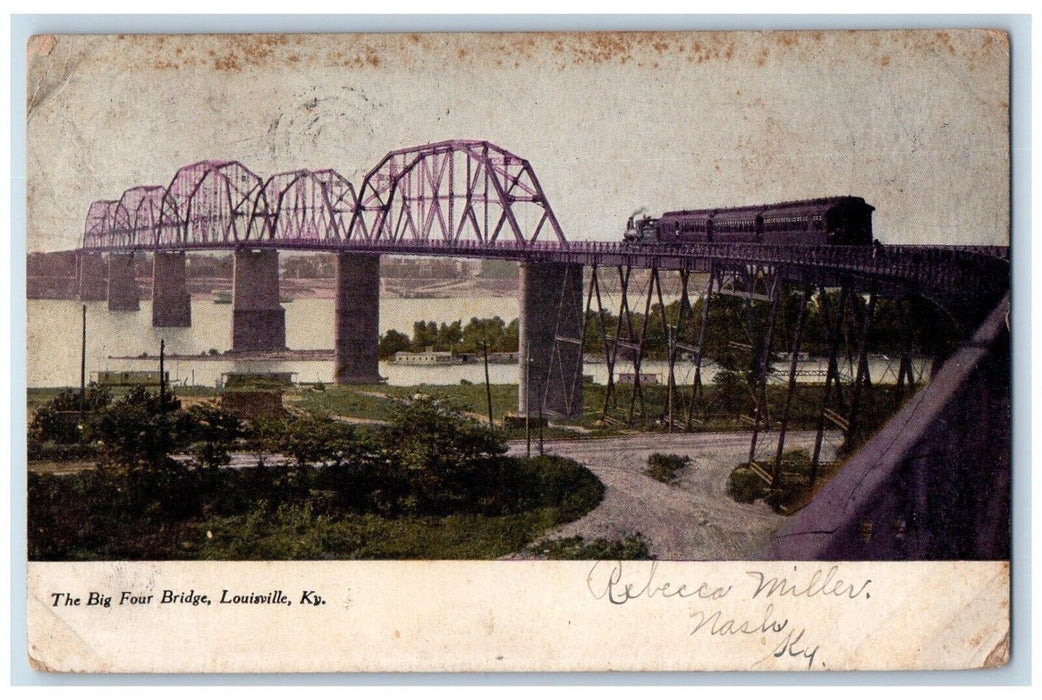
[[261, 169, 357, 242], [112, 186, 167, 248], [157, 160, 268, 246], [83, 200, 119, 249], [349, 140, 566, 245]]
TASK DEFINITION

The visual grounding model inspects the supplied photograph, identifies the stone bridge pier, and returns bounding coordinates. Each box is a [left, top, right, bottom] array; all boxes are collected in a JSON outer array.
[[107, 253, 139, 311], [333, 253, 382, 384], [232, 249, 285, 352], [152, 251, 192, 327], [78, 252, 107, 301], [518, 261, 584, 418]]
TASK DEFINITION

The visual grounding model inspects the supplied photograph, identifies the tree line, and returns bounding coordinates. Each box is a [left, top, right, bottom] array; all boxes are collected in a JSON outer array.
[[377, 291, 956, 367], [378, 316, 519, 359]]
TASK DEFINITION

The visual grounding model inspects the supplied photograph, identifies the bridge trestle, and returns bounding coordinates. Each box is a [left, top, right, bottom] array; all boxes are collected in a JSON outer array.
[[334, 253, 382, 384], [151, 251, 191, 327], [107, 252, 139, 312], [231, 249, 286, 353], [519, 261, 584, 419], [78, 251, 107, 302]]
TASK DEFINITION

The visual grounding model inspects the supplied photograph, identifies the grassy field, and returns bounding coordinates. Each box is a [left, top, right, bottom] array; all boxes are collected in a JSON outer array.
[[30, 378, 911, 448]]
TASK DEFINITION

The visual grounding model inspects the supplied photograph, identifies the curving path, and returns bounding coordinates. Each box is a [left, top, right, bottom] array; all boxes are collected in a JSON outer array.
[[510, 431, 838, 560]]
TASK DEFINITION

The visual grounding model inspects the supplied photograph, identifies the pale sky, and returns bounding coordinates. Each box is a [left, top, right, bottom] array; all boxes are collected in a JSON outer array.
[[26, 30, 1010, 252]]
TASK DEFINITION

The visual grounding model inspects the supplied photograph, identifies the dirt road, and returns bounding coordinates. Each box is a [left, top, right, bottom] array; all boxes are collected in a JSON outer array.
[[510, 431, 838, 560]]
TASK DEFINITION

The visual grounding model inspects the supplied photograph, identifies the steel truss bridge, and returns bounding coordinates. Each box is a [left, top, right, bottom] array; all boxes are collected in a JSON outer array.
[[69, 139, 1011, 560]]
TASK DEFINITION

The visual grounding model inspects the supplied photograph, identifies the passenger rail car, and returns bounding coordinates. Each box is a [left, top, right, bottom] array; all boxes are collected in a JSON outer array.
[[624, 196, 874, 246]]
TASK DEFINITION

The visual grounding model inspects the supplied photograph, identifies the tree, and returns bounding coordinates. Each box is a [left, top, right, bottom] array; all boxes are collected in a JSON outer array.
[[379, 395, 507, 511], [411, 320, 439, 350], [711, 369, 747, 418], [270, 412, 360, 468], [92, 386, 190, 471], [29, 385, 112, 445], [378, 329, 412, 360], [187, 402, 241, 469]]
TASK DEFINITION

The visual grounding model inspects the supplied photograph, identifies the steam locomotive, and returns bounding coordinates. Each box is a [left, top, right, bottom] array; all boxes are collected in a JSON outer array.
[[624, 196, 875, 246]]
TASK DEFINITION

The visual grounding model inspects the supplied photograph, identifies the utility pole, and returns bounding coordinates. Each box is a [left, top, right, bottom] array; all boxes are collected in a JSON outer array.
[[159, 339, 166, 408], [158, 339, 167, 469], [79, 304, 86, 426], [537, 381, 544, 457], [482, 341, 494, 428], [525, 340, 531, 458]]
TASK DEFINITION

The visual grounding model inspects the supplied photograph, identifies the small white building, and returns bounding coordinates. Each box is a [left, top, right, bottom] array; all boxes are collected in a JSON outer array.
[[391, 348, 463, 366]]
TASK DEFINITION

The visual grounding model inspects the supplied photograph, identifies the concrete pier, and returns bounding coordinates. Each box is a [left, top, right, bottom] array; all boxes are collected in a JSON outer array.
[[78, 252, 107, 301], [518, 262, 584, 418], [334, 253, 382, 384], [152, 251, 192, 327], [232, 249, 286, 352], [107, 253, 140, 311]]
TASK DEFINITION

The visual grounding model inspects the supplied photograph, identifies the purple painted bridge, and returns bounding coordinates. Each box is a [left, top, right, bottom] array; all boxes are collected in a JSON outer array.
[[67, 140, 1011, 560]]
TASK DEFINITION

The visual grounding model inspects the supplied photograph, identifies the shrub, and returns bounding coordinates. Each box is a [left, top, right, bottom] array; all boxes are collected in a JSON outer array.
[[727, 466, 769, 503], [186, 401, 242, 469], [645, 453, 691, 484], [726, 449, 814, 510], [91, 386, 191, 470], [260, 411, 358, 468], [28, 385, 112, 445]]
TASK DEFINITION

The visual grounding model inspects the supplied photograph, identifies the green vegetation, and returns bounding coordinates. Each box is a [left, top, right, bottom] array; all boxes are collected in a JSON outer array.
[[578, 291, 955, 365], [378, 315, 519, 359], [526, 534, 653, 560], [644, 453, 691, 485], [28, 391, 605, 560], [726, 449, 833, 514], [293, 383, 519, 424], [376, 293, 956, 371]]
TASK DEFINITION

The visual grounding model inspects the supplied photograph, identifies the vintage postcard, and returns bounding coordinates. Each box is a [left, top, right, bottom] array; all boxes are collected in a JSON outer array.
[[24, 29, 1011, 672]]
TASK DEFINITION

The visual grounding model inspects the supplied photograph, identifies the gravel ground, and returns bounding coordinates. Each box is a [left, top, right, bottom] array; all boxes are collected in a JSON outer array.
[[509, 430, 838, 560]]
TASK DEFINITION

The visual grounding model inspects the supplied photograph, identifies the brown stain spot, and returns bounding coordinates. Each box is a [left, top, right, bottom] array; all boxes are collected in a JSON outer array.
[[394, 629, 401, 639], [457, 48, 467, 60], [934, 30, 957, 55], [288, 53, 300, 64], [27, 35, 57, 59], [213, 52, 241, 72], [879, 54, 891, 67], [756, 47, 769, 67]]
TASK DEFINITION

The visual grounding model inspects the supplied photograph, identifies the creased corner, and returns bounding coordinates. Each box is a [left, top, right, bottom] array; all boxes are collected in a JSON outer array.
[[982, 630, 1010, 669], [28, 651, 61, 673], [27, 35, 57, 59]]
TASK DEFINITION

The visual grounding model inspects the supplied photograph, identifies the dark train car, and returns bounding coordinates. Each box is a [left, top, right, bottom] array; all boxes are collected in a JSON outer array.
[[625, 196, 874, 246]]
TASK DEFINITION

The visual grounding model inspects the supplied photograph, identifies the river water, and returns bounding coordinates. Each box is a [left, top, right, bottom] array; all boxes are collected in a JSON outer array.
[[26, 298, 930, 389]]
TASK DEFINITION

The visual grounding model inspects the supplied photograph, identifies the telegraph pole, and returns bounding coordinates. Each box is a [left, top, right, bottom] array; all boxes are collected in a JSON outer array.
[[537, 381, 544, 457], [79, 304, 86, 425], [525, 340, 531, 458], [482, 341, 494, 428]]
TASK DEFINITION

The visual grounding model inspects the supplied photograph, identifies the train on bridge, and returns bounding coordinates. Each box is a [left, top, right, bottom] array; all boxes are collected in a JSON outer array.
[[624, 196, 875, 246]]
